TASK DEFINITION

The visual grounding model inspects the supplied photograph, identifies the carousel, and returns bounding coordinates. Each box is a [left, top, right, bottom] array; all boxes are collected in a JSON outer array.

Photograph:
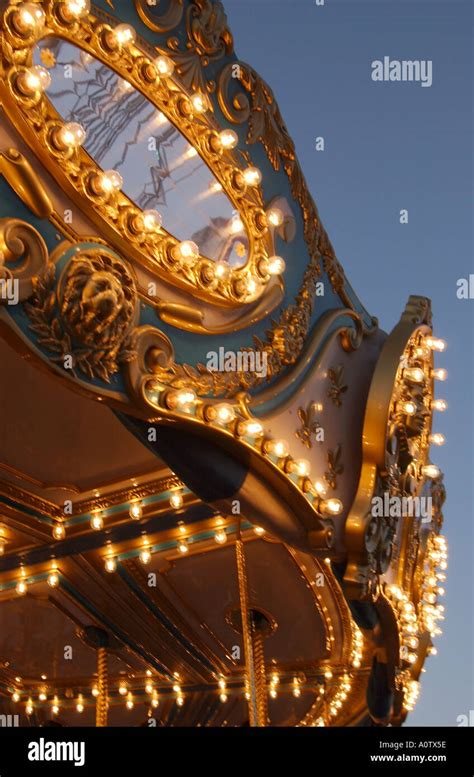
[[0, 0, 447, 727]]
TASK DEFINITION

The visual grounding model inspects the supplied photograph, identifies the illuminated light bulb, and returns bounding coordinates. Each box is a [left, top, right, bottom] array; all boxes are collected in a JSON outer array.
[[52, 522, 66, 540], [118, 682, 128, 696], [432, 368, 447, 381], [266, 207, 284, 227], [215, 261, 230, 280], [101, 170, 124, 196], [151, 695, 159, 708], [145, 682, 154, 695], [178, 539, 189, 554], [52, 697, 60, 715], [437, 586, 445, 596], [398, 400, 416, 415], [155, 55, 175, 76], [429, 433, 445, 446], [61, 0, 91, 20], [26, 699, 34, 715], [352, 659, 361, 668], [240, 419, 264, 437], [90, 513, 104, 531], [230, 215, 244, 234], [76, 696, 84, 713], [266, 255, 286, 276], [139, 547, 152, 565], [431, 399, 447, 412], [324, 670, 333, 679], [245, 276, 258, 295], [129, 502, 143, 520], [253, 526, 265, 536], [214, 403, 236, 424], [269, 688, 277, 699], [91, 686, 99, 698], [18, 65, 51, 95], [291, 459, 311, 477], [191, 92, 208, 113], [38, 690, 47, 702], [126, 693, 134, 710], [12, 691, 20, 703], [113, 23, 136, 46], [219, 692, 228, 703], [214, 529, 227, 545], [265, 439, 289, 458], [173, 240, 199, 265], [424, 336, 446, 352], [170, 493, 183, 510], [176, 695, 184, 707], [421, 464, 441, 479], [320, 498, 343, 516], [168, 389, 197, 409], [313, 480, 327, 495], [56, 122, 86, 149], [47, 570, 59, 588], [142, 209, 162, 232], [407, 653, 417, 665], [104, 556, 117, 573], [403, 367, 425, 383], [12, 3, 46, 35], [407, 636, 419, 649], [16, 580, 27, 596], [242, 166, 262, 186], [218, 129, 238, 150]]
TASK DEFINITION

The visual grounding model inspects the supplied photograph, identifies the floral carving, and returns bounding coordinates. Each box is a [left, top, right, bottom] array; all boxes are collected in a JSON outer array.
[[324, 444, 343, 490], [296, 401, 323, 449], [327, 365, 347, 407]]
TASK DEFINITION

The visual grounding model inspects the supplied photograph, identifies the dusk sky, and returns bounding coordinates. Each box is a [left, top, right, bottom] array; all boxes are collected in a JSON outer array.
[[225, 0, 473, 726]]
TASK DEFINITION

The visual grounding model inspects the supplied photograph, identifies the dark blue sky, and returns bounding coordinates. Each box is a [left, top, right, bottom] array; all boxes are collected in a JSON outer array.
[[224, 0, 473, 726]]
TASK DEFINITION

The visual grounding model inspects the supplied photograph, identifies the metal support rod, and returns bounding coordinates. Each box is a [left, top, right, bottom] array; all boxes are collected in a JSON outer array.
[[235, 529, 259, 726], [96, 646, 108, 727]]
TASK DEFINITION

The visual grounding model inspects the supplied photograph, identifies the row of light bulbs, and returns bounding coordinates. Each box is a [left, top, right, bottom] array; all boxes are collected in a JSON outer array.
[[146, 387, 344, 519], [9, 2, 287, 292]]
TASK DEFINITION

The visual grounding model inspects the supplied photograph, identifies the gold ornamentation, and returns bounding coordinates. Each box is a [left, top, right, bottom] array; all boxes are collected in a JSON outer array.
[[0, 149, 53, 219], [327, 366, 347, 407], [0, 5, 271, 307], [135, 0, 185, 33], [296, 401, 323, 449], [25, 250, 138, 383], [0, 218, 49, 301], [324, 444, 343, 490]]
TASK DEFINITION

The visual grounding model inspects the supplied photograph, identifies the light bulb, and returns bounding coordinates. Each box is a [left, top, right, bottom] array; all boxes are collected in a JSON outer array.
[[19, 65, 51, 96], [47, 571, 59, 588], [218, 129, 238, 150], [90, 514, 104, 531], [12, 3, 46, 35], [56, 122, 86, 149], [178, 539, 189, 554], [126, 693, 134, 710], [16, 580, 27, 596], [129, 502, 143, 520], [91, 686, 99, 698], [139, 548, 152, 565], [76, 698, 84, 713], [215, 261, 230, 280], [118, 683, 128, 696], [320, 498, 343, 516], [113, 24, 136, 46], [253, 526, 265, 536], [168, 389, 197, 409], [266, 207, 284, 227], [245, 276, 258, 295], [191, 93, 208, 113], [290, 459, 311, 477], [399, 400, 416, 415], [104, 557, 117, 573], [52, 701, 60, 715], [242, 167, 262, 186], [173, 240, 199, 265], [151, 696, 159, 708], [313, 480, 327, 495], [424, 336, 446, 352], [432, 368, 447, 381], [170, 493, 183, 510], [145, 683, 154, 695], [230, 215, 244, 234], [429, 433, 445, 446], [269, 688, 277, 699], [431, 399, 447, 412], [219, 693, 228, 703], [176, 695, 184, 707], [293, 686, 301, 698], [61, 0, 91, 20], [38, 691, 47, 702], [421, 464, 441, 479], [239, 419, 264, 437], [155, 55, 175, 76], [403, 367, 425, 383], [12, 691, 20, 703], [266, 256, 286, 276], [52, 523, 66, 540], [26, 700, 34, 715], [265, 439, 289, 458], [214, 403, 236, 424], [142, 209, 162, 232], [96, 169, 123, 195], [214, 528, 227, 545]]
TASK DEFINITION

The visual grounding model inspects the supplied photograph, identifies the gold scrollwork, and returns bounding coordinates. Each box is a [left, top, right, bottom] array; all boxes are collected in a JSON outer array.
[[0, 218, 49, 302]]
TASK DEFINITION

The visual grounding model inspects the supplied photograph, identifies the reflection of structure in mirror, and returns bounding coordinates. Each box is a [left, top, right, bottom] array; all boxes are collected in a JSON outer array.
[[34, 38, 249, 267]]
